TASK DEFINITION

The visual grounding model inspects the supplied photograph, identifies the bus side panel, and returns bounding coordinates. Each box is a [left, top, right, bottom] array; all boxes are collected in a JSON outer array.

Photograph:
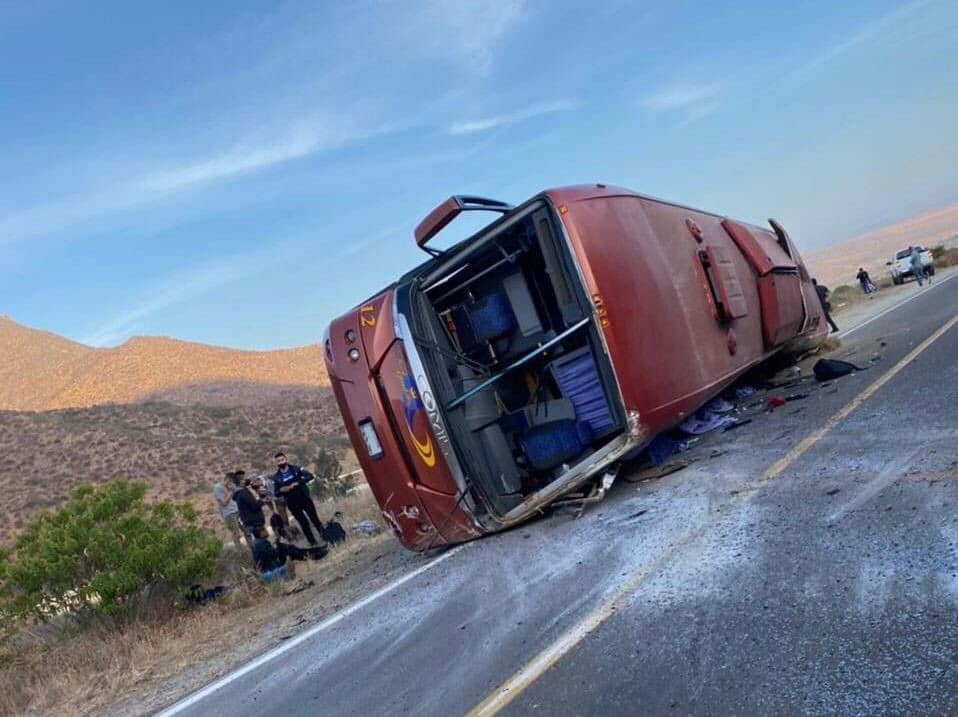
[[558, 194, 770, 437]]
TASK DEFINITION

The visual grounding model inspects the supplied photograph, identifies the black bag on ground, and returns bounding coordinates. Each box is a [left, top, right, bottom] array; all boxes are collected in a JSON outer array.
[[323, 520, 347, 545], [813, 358, 862, 381]]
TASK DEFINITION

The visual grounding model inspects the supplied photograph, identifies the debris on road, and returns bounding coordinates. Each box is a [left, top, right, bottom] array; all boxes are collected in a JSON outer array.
[[723, 419, 753, 432], [825, 488, 841, 496], [679, 409, 737, 435], [813, 358, 862, 381], [351, 520, 382, 536], [645, 434, 685, 464], [625, 460, 690, 483], [767, 396, 786, 410]]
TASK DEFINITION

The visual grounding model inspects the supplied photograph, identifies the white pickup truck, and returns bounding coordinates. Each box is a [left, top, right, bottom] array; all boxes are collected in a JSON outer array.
[[887, 247, 935, 284]]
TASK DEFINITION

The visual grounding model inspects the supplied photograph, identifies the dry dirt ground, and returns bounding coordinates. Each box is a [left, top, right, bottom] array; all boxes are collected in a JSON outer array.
[[0, 493, 421, 717]]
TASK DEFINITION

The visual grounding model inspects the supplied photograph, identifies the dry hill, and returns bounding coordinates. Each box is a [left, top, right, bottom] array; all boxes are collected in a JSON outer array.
[[0, 386, 355, 544], [0, 316, 329, 411]]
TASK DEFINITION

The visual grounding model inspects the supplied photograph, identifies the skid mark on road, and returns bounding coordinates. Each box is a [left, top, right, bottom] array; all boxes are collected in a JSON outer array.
[[825, 447, 923, 524], [764, 314, 958, 481], [467, 313, 958, 717], [465, 522, 712, 717]]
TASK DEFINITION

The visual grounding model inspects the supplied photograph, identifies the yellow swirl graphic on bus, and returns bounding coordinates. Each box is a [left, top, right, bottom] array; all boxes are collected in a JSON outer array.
[[398, 367, 436, 469], [409, 431, 436, 467]]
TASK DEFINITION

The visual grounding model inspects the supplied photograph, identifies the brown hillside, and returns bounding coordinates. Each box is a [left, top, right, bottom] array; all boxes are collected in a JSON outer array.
[[0, 388, 356, 545], [0, 316, 101, 411], [0, 317, 329, 411]]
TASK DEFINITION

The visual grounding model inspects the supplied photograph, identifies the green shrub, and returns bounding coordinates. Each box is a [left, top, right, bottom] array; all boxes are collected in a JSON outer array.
[[310, 448, 354, 501], [0, 480, 221, 623]]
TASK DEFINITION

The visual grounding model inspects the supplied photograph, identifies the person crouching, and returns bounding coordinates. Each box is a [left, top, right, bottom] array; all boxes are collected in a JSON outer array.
[[250, 526, 291, 582], [269, 514, 329, 562]]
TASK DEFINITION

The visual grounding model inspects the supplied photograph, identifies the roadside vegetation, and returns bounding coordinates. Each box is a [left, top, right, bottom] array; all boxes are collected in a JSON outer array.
[[931, 243, 958, 268], [0, 472, 392, 717]]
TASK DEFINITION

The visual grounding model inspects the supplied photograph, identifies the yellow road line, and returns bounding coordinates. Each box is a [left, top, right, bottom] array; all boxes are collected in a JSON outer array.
[[466, 312, 958, 717], [466, 525, 707, 717], [764, 312, 958, 480]]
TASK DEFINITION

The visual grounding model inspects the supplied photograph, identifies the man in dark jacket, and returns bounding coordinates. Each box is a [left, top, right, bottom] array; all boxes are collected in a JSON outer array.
[[812, 278, 839, 333], [272, 452, 325, 546], [250, 526, 290, 582], [230, 470, 270, 537]]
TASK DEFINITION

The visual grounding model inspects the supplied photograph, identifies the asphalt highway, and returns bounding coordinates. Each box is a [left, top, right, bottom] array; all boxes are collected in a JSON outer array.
[[159, 274, 958, 717]]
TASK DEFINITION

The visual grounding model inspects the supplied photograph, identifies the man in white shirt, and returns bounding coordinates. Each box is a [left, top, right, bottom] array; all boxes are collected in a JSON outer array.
[[214, 473, 246, 546]]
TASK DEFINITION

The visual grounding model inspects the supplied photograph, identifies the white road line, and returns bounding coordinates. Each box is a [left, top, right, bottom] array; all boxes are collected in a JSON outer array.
[[839, 270, 958, 339], [155, 543, 468, 717]]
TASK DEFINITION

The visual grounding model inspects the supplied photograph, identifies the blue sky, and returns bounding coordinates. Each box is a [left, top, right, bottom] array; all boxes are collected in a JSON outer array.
[[2, 0, 957, 349]]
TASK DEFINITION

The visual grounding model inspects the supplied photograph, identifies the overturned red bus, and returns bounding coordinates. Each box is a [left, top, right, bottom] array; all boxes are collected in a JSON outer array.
[[324, 185, 827, 550]]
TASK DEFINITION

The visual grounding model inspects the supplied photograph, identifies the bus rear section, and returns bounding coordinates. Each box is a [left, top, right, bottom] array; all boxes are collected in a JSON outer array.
[[396, 199, 630, 525], [326, 199, 631, 548], [325, 291, 483, 551]]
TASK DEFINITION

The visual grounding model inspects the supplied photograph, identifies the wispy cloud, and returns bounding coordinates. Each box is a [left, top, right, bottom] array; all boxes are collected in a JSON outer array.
[[0, 119, 393, 244], [790, 0, 932, 80], [448, 100, 576, 135], [80, 248, 279, 346], [419, 0, 528, 75], [337, 226, 400, 257], [639, 82, 722, 126], [640, 82, 722, 112], [140, 120, 396, 193]]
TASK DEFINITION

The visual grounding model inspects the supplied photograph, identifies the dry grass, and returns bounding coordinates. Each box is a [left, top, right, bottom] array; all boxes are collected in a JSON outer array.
[[934, 247, 958, 268], [0, 491, 398, 717], [829, 283, 871, 313]]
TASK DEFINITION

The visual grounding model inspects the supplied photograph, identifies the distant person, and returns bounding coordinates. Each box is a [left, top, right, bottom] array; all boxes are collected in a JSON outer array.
[[272, 452, 325, 546], [230, 470, 271, 539], [856, 267, 876, 294], [910, 246, 929, 286], [214, 473, 246, 547], [812, 278, 839, 333]]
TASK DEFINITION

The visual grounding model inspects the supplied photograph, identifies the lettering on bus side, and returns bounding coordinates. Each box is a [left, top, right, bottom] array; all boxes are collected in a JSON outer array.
[[416, 375, 450, 451]]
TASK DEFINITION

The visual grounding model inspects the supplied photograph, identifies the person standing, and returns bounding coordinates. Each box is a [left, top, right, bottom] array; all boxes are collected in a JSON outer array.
[[856, 267, 876, 294], [214, 473, 246, 546], [812, 278, 839, 333], [231, 470, 270, 539], [272, 452, 326, 546], [910, 246, 929, 286]]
